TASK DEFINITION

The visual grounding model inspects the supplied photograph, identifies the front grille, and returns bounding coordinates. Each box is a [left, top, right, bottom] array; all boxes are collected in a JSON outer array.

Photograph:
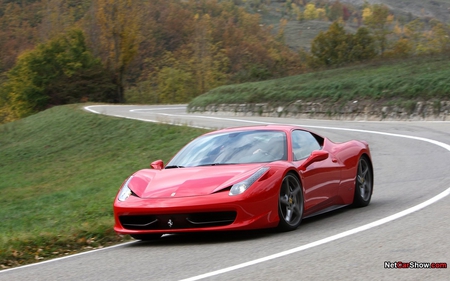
[[119, 211, 237, 230]]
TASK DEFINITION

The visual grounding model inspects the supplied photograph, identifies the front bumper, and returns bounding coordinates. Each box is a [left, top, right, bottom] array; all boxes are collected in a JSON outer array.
[[113, 189, 279, 235]]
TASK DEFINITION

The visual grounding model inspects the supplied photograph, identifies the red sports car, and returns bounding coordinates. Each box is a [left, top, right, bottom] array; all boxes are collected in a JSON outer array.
[[113, 125, 373, 240]]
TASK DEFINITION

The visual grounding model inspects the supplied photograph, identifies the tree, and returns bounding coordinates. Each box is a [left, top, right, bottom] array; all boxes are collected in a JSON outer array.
[[350, 27, 377, 61], [363, 4, 393, 55], [404, 19, 425, 54], [95, 0, 143, 103], [108, 0, 302, 102], [157, 66, 194, 104], [384, 38, 412, 58], [0, 1, 40, 72], [0, 75, 15, 124], [428, 20, 450, 53], [190, 13, 230, 96], [292, 3, 303, 21], [310, 22, 376, 67], [310, 22, 350, 67], [403, 19, 450, 55], [328, 0, 343, 21], [304, 3, 318, 20], [4, 29, 114, 119], [39, 0, 74, 41]]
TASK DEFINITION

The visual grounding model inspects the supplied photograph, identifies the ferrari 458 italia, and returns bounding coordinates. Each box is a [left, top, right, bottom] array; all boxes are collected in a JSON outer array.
[[113, 125, 373, 240]]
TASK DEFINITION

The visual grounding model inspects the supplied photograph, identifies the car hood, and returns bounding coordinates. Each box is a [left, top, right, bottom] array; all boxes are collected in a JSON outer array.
[[127, 164, 266, 198]]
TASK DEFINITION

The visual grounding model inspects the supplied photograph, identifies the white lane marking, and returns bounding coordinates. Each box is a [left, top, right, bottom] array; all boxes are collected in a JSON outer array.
[[146, 112, 450, 152], [180, 188, 450, 281], [130, 107, 186, 112], [84, 105, 104, 113], [158, 113, 272, 125], [84, 105, 185, 114], [0, 241, 136, 273], [84, 106, 208, 129]]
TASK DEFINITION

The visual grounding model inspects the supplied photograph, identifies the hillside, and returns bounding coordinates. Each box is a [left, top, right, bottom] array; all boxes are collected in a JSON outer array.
[[188, 54, 450, 120], [0, 105, 207, 268], [2, 0, 450, 124], [341, 0, 450, 23], [260, 0, 450, 51], [0, 0, 305, 123]]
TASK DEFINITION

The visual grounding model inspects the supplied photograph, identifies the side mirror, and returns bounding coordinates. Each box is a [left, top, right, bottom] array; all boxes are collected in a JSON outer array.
[[299, 150, 329, 171], [150, 160, 164, 170]]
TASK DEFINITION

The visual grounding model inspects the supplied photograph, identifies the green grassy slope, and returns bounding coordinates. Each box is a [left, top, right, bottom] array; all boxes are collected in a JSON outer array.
[[0, 105, 207, 268], [188, 55, 450, 110]]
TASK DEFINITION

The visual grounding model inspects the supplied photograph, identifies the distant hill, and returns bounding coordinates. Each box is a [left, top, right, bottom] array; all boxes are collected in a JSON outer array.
[[255, 0, 450, 51], [340, 0, 450, 23]]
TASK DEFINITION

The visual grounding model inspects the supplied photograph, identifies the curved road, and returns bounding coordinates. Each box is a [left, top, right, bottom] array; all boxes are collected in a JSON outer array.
[[1, 104, 449, 281]]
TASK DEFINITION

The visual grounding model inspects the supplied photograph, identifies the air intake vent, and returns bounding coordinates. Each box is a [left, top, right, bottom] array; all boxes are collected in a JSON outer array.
[[119, 211, 237, 230]]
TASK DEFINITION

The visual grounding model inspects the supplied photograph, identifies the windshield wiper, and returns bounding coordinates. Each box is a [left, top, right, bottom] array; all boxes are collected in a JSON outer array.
[[165, 165, 184, 169], [195, 163, 235, 167]]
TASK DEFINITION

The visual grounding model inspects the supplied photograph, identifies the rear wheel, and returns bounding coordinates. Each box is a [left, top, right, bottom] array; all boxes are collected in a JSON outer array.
[[352, 155, 373, 207], [130, 234, 162, 241], [277, 173, 304, 231]]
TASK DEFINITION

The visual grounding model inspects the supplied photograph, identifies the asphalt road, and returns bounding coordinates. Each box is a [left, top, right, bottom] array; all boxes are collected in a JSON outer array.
[[1, 104, 449, 281]]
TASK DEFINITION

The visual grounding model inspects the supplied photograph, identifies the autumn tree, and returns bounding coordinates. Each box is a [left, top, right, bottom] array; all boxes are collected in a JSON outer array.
[[291, 3, 303, 21], [363, 4, 393, 55], [383, 38, 412, 58], [98, 0, 302, 103], [401, 18, 450, 55], [303, 3, 318, 20], [156, 11, 232, 103], [190, 13, 230, 96], [0, 1, 41, 72], [328, 0, 343, 21], [428, 20, 450, 53], [0, 75, 14, 124], [39, 0, 91, 41], [158, 66, 194, 104], [39, 0, 73, 41], [94, 0, 143, 103]]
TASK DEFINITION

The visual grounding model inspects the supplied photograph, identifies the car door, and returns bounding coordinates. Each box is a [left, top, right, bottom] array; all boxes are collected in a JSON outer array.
[[291, 130, 341, 214]]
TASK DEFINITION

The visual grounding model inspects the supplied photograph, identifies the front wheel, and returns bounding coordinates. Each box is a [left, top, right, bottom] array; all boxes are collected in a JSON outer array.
[[352, 155, 373, 207], [277, 173, 304, 231]]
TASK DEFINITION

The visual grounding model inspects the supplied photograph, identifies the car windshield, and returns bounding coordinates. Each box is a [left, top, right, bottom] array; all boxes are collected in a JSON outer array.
[[166, 130, 287, 168]]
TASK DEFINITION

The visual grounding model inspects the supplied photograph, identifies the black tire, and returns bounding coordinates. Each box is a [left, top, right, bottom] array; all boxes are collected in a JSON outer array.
[[352, 155, 373, 207], [277, 173, 304, 231], [130, 233, 163, 241]]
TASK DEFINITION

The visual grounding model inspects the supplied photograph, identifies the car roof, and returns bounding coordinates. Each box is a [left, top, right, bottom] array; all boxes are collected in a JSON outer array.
[[206, 124, 308, 135]]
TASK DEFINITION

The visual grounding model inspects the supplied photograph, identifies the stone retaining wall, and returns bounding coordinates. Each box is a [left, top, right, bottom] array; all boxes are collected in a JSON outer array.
[[188, 100, 450, 121]]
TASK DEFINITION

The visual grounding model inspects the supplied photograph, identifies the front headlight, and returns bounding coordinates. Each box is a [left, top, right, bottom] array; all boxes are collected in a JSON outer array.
[[118, 176, 134, 201], [229, 167, 269, 196]]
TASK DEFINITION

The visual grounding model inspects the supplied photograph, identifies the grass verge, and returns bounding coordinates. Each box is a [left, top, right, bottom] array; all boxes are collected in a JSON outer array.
[[0, 104, 208, 269], [188, 55, 450, 110]]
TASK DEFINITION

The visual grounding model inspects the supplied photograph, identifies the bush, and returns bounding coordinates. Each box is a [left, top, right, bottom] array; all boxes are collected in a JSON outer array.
[[3, 29, 116, 119]]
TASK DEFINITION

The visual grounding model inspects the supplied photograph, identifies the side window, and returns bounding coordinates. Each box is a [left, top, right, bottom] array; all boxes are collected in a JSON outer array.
[[292, 130, 322, 161]]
